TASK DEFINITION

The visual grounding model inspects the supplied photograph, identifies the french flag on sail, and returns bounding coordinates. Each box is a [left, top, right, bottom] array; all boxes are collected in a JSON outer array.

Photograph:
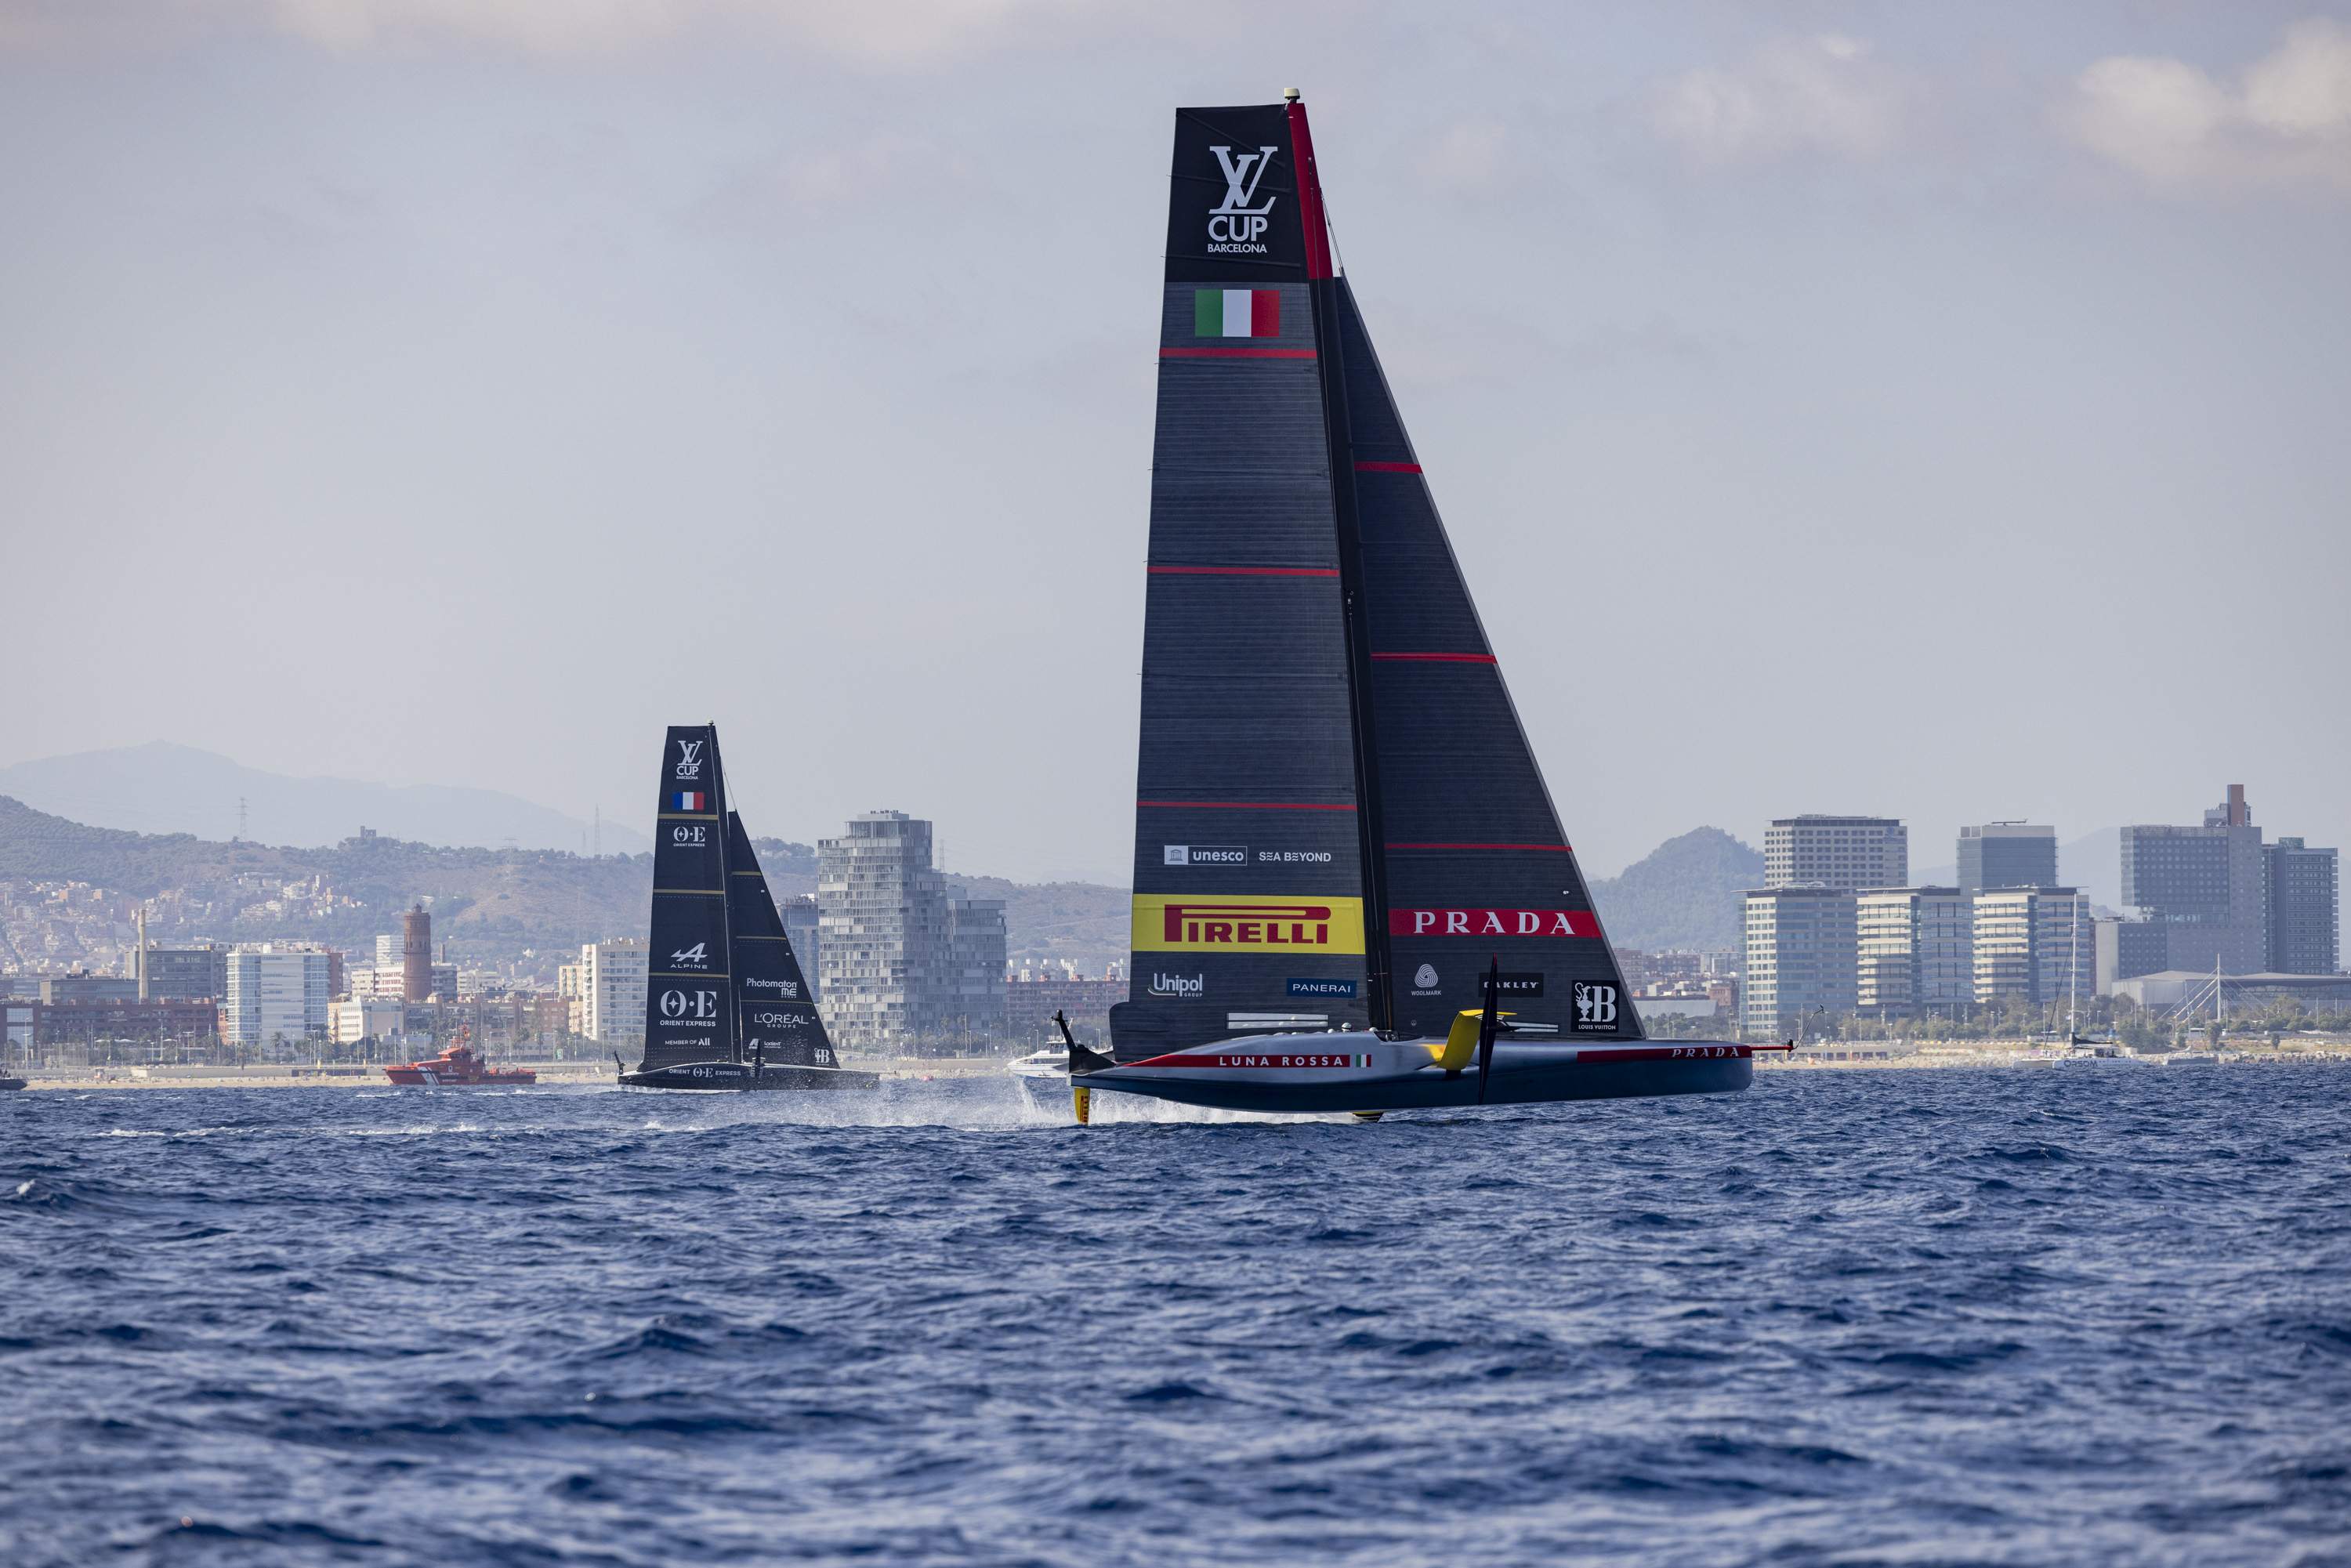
[[673, 791, 706, 812], [1194, 288, 1280, 339]]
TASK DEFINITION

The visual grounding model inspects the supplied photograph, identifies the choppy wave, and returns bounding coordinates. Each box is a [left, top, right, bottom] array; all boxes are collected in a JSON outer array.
[[3, 1067, 2347, 1566]]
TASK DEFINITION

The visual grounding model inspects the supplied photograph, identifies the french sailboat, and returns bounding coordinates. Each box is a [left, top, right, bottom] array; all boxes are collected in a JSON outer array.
[[1068, 94, 1770, 1118], [621, 724, 876, 1092]]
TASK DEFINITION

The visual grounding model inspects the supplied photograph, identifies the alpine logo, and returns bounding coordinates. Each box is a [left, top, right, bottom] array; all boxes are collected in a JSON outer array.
[[1208, 143, 1277, 252], [1391, 908, 1603, 940], [1574, 983, 1619, 1033], [673, 738, 704, 781], [1149, 972, 1205, 999], [671, 942, 708, 969]]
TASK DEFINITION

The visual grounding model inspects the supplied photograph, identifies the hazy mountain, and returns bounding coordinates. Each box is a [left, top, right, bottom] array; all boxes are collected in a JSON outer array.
[[1588, 827, 1763, 953], [0, 794, 1120, 976], [0, 743, 650, 856]]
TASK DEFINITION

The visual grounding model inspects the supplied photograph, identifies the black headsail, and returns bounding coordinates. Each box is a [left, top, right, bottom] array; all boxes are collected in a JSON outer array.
[[1109, 101, 1374, 1063], [641, 724, 737, 1072], [726, 812, 839, 1070], [1318, 191, 1639, 1045], [1113, 96, 1638, 1054]]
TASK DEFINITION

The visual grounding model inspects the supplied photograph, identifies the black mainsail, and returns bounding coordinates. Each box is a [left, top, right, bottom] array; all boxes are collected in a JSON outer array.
[[726, 812, 840, 1070], [1109, 97, 1639, 1062], [642, 723, 736, 1073]]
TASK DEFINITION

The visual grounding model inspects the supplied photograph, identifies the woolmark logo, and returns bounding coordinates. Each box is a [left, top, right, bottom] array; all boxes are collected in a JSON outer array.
[[1574, 983, 1619, 1032], [1208, 143, 1277, 252], [673, 738, 705, 781], [1149, 972, 1204, 999]]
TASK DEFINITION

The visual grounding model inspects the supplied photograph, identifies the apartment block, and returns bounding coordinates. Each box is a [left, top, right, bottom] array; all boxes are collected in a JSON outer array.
[[1741, 886, 1857, 1039], [1957, 824, 2057, 895], [220, 945, 331, 1046], [2266, 838, 2340, 976], [1856, 886, 1972, 1018], [1972, 888, 2093, 1011], [1765, 817, 1907, 893], [580, 938, 647, 1043]]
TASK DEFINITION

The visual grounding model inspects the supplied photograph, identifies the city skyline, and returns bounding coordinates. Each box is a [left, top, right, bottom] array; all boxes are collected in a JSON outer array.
[[5, 5, 2348, 886]]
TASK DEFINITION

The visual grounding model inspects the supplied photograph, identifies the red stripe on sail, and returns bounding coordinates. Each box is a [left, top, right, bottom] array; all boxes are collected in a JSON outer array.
[[1148, 565, 1339, 578], [1287, 101, 1334, 281], [1386, 842, 1575, 853], [1354, 461, 1423, 473], [1369, 652, 1498, 663], [1160, 346, 1317, 360], [1138, 799, 1358, 811], [1252, 289, 1281, 337]]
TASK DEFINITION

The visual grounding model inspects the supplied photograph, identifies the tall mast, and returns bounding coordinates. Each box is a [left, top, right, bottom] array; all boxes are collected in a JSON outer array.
[[1291, 92, 1395, 1033]]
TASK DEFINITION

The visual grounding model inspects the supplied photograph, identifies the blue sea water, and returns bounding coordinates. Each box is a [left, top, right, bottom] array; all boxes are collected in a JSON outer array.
[[2, 1067, 2348, 1567]]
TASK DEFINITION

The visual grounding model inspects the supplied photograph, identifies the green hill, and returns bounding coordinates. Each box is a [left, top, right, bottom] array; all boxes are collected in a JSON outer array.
[[1588, 827, 1761, 953]]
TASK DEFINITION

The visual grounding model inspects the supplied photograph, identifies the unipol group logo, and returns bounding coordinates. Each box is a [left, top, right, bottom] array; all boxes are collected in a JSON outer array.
[[1149, 972, 1205, 999], [1207, 144, 1278, 255], [673, 738, 704, 781], [1574, 982, 1619, 1034]]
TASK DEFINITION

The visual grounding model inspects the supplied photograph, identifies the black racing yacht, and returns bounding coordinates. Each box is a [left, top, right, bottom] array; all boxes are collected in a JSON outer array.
[[620, 724, 875, 1092], [1066, 94, 1779, 1120]]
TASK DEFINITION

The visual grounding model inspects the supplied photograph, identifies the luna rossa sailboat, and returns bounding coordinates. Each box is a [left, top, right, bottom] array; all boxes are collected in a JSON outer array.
[[621, 724, 875, 1092], [1067, 94, 1770, 1119]]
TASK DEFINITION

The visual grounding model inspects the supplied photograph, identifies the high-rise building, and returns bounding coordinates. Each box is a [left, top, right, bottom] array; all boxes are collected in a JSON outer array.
[[780, 896, 821, 999], [1764, 817, 1906, 893], [132, 942, 226, 1001], [1741, 886, 1857, 1040], [1972, 888, 2093, 1012], [2266, 838, 2340, 976], [817, 811, 1009, 1048], [1856, 887, 1972, 1018], [220, 945, 331, 1046], [2121, 786, 2266, 975], [1956, 824, 2058, 895], [820, 811, 940, 1047], [939, 896, 1009, 1041], [580, 940, 647, 1043]]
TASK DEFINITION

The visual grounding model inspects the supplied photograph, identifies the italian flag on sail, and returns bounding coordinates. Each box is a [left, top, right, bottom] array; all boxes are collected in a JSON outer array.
[[1194, 288, 1281, 339]]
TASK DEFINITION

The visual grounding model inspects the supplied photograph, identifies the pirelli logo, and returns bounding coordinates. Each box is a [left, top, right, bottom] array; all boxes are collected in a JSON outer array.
[[1132, 894, 1365, 954]]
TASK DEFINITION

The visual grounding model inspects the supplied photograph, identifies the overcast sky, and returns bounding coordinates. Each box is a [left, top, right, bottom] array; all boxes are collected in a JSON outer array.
[[3, 1, 2347, 885]]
